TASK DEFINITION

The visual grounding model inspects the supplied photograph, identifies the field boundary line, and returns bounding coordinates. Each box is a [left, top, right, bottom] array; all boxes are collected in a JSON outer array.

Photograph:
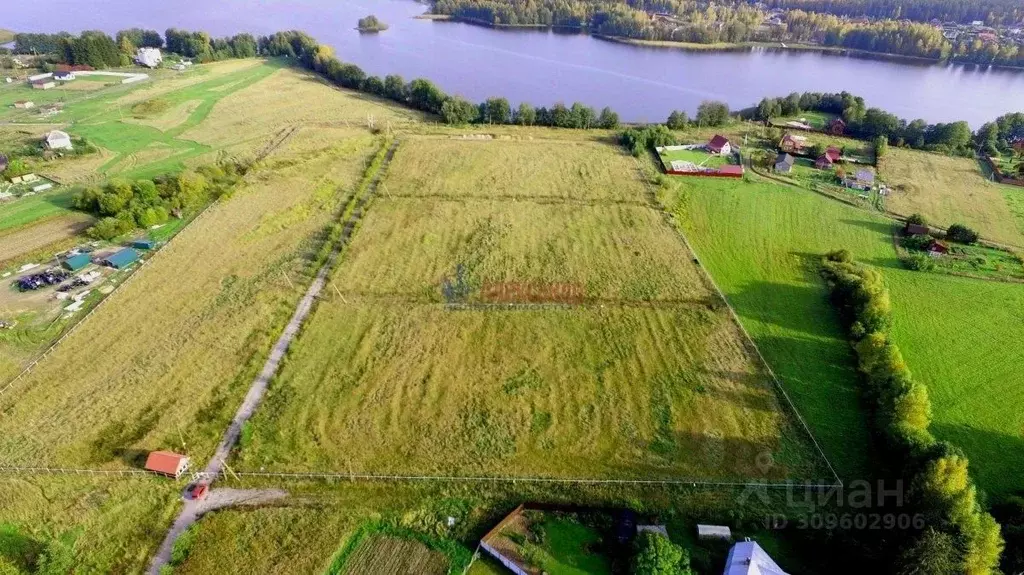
[[147, 138, 401, 575], [635, 158, 842, 485], [0, 199, 222, 400], [383, 193, 648, 207]]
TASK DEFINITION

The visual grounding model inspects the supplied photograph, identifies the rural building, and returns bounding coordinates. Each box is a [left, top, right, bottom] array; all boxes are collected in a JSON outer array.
[[774, 153, 795, 173], [905, 223, 930, 235], [53, 70, 76, 81], [697, 524, 732, 540], [44, 130, 72, 151], [778, 133, 807, 154], [132, 239, 156, 250], [708, 135, 731, 155], [815, 154, 834, 169], [144, 451, 190, 478], [724, 540, 790, 575], [31, 80, 56, 90], [136, 47, 163, 68], [62, 253, 91, 272], [104, 248, 140, 269], [824, 146, 842, 162], [928, 239, 950, 256], [828, 118, 846, 135], [10, 174, 38, 184], [14, 100, 34, 109]]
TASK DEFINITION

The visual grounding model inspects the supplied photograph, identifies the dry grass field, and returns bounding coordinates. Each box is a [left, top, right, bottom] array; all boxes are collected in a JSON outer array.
[[0, 130, 381, 468], [125, 99, 204, 131], [0, 476, 180, 573], [333, 198, 711, 302], [880, 147, 1024, 246], [383, 139, 647, 201], [239, 138, 827, 481]]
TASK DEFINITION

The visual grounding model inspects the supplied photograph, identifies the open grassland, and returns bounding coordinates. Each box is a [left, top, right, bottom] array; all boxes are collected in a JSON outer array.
[[383, 138, 647, 201], [0, 129, 381, 468], [666, 172, 1024, 492], [887, 276, 1024, 496], [240, 138, 827, 482], [880, 147, 1024, 246], [333, 198, 711, 302], [0, 476, 179, 573], [0, 213, 93, 265]]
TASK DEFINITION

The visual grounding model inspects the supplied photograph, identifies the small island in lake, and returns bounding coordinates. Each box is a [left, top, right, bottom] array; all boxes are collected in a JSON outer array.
[[357, 15, 388, 33]]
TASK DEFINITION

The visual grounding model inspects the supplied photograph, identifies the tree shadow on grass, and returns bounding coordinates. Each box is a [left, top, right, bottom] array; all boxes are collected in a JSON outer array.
[[928, 422, 1024, 501]]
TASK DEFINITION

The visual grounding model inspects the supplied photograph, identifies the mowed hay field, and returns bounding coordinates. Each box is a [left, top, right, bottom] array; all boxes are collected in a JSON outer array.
[[340, 536, 449, 575], [880, 147, 1024, 246], [668, 173, 1024, 492], [0, 213, 93, 265], [0, 129, 382, 468], [239, 138, 828, 481]]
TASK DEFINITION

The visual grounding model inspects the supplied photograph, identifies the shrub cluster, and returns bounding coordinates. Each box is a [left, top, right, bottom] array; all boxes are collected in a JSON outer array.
[[73, 164, 243, 240], [946, 223, 979, 245], [618, 125, 677, 157], [820, 250, 1003, 574]]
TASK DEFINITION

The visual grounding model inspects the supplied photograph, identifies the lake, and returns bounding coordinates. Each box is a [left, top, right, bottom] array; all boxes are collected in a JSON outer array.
[[6, 0, 1024, 125]]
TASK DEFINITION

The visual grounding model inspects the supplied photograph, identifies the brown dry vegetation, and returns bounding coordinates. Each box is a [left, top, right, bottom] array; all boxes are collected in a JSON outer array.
[[124, 99, 204, 131], [880, 147, 1024, 246], [0, 129, 381, 468]]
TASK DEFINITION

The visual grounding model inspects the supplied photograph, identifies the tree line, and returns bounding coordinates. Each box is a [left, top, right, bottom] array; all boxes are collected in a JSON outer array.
[[764, 0, 1024, 27], [820, 250, 1003, 575], [749, 91, 974, 155], [256, 30, 620, 129]]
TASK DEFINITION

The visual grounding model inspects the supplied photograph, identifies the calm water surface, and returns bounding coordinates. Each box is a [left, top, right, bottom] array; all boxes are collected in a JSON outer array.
[[7, 0, 1024, 125]]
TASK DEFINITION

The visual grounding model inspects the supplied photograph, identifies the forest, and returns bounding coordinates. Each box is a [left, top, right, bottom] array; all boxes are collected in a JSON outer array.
[[764, 0, 1024, 26], [429, 0, 1024, 67]]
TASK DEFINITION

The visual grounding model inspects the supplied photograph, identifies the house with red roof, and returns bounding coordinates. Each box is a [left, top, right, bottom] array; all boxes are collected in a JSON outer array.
[[144, 451, 191, 478], [707, 135, 731, 155]]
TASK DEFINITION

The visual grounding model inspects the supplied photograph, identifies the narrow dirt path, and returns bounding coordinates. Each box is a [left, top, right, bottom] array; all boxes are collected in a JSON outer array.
[[147, 139, 399, 574]]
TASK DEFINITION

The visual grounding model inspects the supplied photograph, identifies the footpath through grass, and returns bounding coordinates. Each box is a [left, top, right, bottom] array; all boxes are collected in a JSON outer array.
[[665, 173, 1024, 495]]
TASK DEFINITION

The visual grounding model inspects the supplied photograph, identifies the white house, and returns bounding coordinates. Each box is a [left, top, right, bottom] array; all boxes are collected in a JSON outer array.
[[724, 540, 790, 575], [53, 70, 76, 81], [44, 130, 73, 151], [135, 47, 163, 68]]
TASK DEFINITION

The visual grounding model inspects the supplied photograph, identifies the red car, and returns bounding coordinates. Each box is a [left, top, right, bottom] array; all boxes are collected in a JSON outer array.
[[189, 482, 209, 501]]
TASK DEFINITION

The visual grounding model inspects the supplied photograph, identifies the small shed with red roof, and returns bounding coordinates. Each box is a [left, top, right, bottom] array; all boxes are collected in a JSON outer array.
[[144, 451, 190, 478], [828, 118, 846, 135]]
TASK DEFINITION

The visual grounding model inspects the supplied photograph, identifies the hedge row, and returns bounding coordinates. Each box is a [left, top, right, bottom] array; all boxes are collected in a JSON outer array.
[[820, 250, 1003, 574]]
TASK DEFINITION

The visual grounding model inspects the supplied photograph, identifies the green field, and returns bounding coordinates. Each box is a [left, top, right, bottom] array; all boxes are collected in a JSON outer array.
[[239, 138, 829, 482], [0, 188, 76, 234], [776, 111, 836, 130], [664, 173, 1024, 493]]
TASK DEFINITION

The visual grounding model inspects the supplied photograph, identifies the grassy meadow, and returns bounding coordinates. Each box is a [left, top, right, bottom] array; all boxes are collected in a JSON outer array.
[[0, 129, 382, 467], [239, 138, 829, 482], [880, 147, 1024, 246], [664, 172, 1024, 493]]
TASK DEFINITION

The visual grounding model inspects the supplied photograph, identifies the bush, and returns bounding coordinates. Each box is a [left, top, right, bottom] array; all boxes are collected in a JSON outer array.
[[901, 234, 933, 252], [906, 213, 928, 226], [946, 223, 979, 244], [632, 532, 693, 575], [901, 254, 935, 272]]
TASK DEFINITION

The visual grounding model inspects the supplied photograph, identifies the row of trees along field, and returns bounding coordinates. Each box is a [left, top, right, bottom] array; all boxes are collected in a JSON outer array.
[[429, 0, 1024, 67], [820, 250, 1004, 575], [974, 112, 1024, 155], [749, 91, 975, 155], [12, 29, 259, 67]]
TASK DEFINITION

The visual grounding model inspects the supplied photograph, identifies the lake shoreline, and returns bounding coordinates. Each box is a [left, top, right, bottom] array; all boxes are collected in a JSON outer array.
[[423, 13, 1024, 73]]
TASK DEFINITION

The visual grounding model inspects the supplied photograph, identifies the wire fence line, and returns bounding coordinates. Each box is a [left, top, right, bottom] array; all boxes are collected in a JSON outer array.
[[0, 464, 840, 490], [633, 157, 842, 486], [0, 200, 221, 399]]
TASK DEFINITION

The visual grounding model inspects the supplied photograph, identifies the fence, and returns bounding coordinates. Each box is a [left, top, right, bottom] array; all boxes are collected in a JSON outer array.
[[983, 156, 1024, 187]]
